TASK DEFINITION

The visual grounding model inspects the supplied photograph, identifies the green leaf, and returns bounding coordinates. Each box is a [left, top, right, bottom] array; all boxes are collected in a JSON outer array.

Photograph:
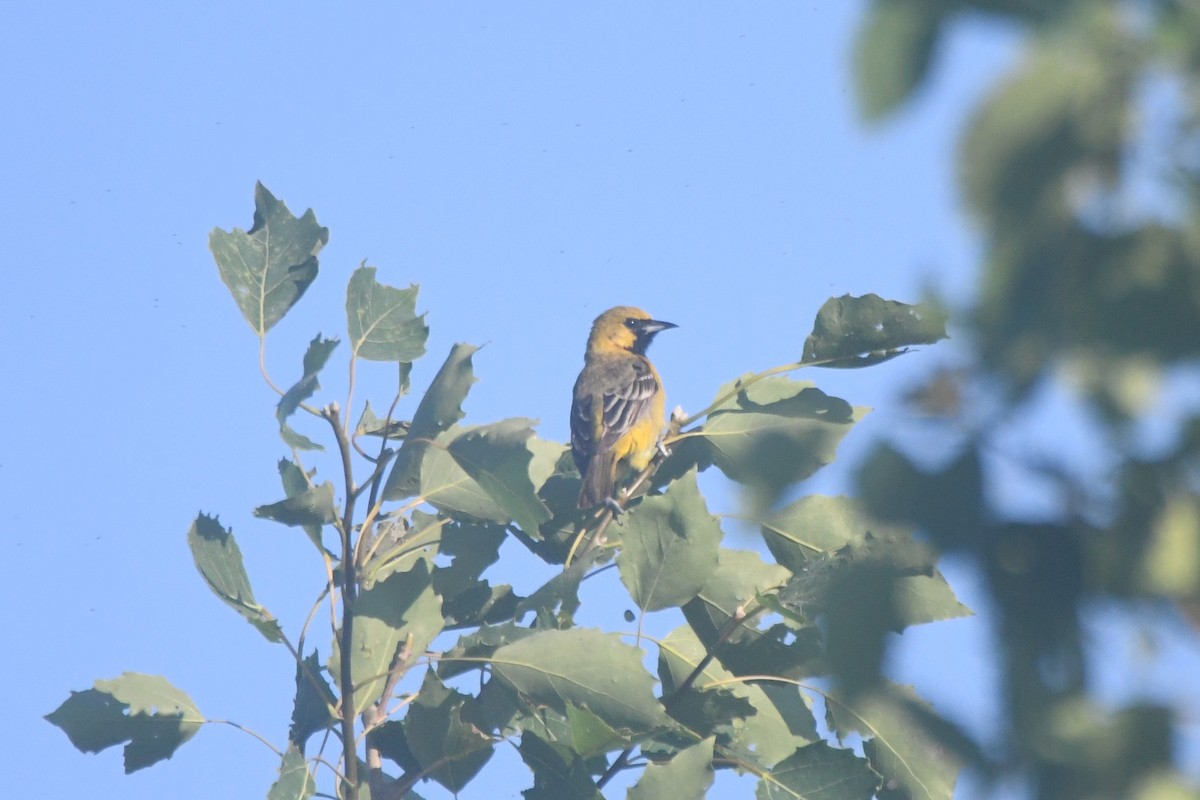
[[801, 294, 948, 367], [658, 625, 816, 767], [187, 514, 283, 642], [756, 741, 880, 800], [277, 460, 325, 553], [46, 673, 203, 773], [682, 548, 822, 681], [403, 671, 494, 793], [267, 745, 316, 800], [695, 377, 865, 505], [892, 573, 973, 628], [346, 264, 429, 362], [369, 720, 422, 776], [276, 335, 339, 451], [628, 736, 715, 800], [288, 651, 336, 750], [362, 511, 444, 588], [351, 560, 443, 714], [356, 399, 411, 441], [433, 520, 520, 628], [853, 0, 946, 121], [825, 685, 960, 800], [419, 427, 509, 524], [209, 182, 327, 336], [1139, 491, 1200, 597], [438, 622, 538, 681], [762, 495, 970, 628], [514, 550, 600, 628], [617, 470, 722, 612], [960, 38, 1130, 226], [384, 343, 479, 500], [565, 703, 630, 757], [448, 419, 554, 536], [518, 732, 603, 800], [762, 494, 904, 562], [491, 628, 675, 735], [254, 482, 337, 528], [684, 548, 790, 639]]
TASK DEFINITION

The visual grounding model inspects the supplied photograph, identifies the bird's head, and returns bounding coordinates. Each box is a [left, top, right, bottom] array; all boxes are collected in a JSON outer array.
[[587, 306, 677, 356]]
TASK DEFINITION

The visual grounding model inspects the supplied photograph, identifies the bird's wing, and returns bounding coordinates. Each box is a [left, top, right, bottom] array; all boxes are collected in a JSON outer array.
[[571, 357, 659, 469], [599, 358, 658, 448]]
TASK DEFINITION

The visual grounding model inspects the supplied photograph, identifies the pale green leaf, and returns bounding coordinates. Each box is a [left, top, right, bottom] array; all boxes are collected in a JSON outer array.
[[756, 742, 879, 800], [277, 459, 325, 553], [46, 673, 203, 773], [825, 685, 960, 800], [351, 561, 443, 714], [853, 0, 946, 122], [419, 427, 509, 524], [684, 548, 790, 636], [267, 745, 316, 800], [491, 628, 675, 735], [696, 376, 866, 500], [361, 511, 444, 588], [960, 40, 1129, 224], [276, 335, 339, 450], [627, 736, 714, 800], [518, 732, 603, 800], [1139, 491, 1200, 597], [384, 343, 478, 500], [448, 418, 553, 536], [356, 399, 411, 441], [618, 470, 722, 612], [658, 625, 816, 767], [762, 495, 970, 628], [403, 671, 494, 793], [187, 514, 283, 642], [346, 265, 429, 362], [209, 182, 327, 336], [254, 482, 337, 528], [565, 703, 629, 757]]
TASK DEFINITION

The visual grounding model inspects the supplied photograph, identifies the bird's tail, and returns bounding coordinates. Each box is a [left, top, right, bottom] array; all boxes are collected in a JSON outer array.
[[578, 453, 617, 509]]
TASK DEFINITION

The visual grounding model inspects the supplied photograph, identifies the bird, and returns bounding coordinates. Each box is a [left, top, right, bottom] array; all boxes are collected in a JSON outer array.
[[570, 306, 676, 509]]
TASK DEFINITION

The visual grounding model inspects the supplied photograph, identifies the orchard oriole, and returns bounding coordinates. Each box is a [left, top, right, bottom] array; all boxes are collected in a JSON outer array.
[[570, 306, 676, 509]]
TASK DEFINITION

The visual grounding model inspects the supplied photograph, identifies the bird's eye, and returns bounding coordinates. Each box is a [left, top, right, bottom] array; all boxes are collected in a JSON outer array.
[[624, 318, 639, 330]]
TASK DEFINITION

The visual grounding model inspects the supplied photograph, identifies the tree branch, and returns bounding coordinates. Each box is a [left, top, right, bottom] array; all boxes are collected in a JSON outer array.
[[322, 403, 361, 800]]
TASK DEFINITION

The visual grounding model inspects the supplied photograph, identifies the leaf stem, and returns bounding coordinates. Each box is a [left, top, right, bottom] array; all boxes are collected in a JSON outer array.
[[207, 718, 283, 757]]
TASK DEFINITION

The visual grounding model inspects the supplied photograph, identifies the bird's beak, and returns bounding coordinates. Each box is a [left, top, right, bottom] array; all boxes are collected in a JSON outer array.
[[638, 319, 677, 335]]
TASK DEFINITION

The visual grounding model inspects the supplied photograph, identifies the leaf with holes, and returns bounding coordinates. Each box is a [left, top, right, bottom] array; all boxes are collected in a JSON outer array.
[[45, 673, 203, 773], [209, 182, 327, 336], [187, 514, 283, 642], [346, 265, 428, 363], [491, 628, 674, 735]]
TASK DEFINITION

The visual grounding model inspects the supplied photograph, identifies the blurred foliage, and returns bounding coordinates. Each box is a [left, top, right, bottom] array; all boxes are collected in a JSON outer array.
[[855, 1, 1200, 797]]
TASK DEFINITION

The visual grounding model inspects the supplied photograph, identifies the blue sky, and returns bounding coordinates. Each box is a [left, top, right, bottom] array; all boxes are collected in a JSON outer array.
[[9, 3, 1193, 798]]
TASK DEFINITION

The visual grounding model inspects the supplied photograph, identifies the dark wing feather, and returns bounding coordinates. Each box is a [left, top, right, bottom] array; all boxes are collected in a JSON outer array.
[[597, 359, 657, 450], [570, 357, 659, 474]]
